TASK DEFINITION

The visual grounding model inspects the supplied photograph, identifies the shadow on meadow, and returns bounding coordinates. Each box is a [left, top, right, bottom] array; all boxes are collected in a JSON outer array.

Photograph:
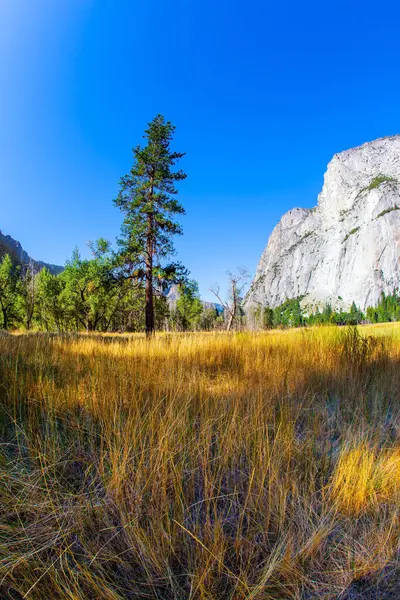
[[0, 328, 399, 599]]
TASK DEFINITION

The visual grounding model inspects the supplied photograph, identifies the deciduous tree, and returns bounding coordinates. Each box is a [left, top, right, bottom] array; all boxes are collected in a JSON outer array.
[[210, 268, 249, 331], [0, 254, 20, 329]]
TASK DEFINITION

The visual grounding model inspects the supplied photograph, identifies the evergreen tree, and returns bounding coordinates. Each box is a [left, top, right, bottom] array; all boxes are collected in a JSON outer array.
[[349, 301, 363, 325], [366, 291, 400, 323], [322, 303, 333, 323], [262, 306, 274, 329], [114, 115, 187, 336], [366, 306, 378, 323]]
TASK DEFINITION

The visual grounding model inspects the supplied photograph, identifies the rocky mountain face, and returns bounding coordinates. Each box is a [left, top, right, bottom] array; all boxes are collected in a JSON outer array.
[[245, 136, 400, 312], [0, 230, 63, 275]]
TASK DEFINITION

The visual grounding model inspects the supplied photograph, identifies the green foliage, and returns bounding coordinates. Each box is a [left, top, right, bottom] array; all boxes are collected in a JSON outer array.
[[36, 267, 68, 331], [308, 301, 364, 326], [62, 244, 122, 331], [366, 291, 400, 323], [0, 249, 208, 333], [348, 301, 364, 325], [358, 175, 397, 198], [375, 205, 400, 219], [198, 307, 222, 331], [17, 265, 37, 330], [367, 175, 397, 190], [262, 306, 274, 329], [266, 299, 365, 329], [0, 254, 20, 329], [172, 280, 203, 331], [114, 114, 187, 334], [287, 230, 314, 253], [273, 298, 304, 328], [343, 227, 360, 243]]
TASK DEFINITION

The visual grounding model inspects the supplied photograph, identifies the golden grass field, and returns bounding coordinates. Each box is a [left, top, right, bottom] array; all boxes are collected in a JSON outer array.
[[0, 324, 399, 599]]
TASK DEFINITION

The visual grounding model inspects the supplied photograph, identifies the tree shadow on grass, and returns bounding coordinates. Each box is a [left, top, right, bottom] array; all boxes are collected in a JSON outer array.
[[0, 331, 399, 598]]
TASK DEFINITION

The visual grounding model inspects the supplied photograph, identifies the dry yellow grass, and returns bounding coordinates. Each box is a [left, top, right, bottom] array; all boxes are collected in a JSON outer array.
[[0, 324, 399, 599]]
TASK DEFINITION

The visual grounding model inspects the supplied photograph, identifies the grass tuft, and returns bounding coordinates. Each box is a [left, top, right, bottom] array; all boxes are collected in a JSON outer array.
[[0, 325, 399, 598]]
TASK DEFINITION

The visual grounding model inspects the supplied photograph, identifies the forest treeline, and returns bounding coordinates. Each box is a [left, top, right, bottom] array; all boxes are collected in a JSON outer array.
[[250, 293, 400, 329], [0, 249, 223, 332], [0, 249, 399, 332]]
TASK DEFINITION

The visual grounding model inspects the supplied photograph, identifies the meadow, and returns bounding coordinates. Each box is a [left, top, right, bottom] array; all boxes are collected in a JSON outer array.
[[0, 324, 399, 599]]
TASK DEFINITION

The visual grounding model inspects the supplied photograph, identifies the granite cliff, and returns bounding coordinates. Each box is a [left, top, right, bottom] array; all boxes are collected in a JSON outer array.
[[245, 136, 400, 312]]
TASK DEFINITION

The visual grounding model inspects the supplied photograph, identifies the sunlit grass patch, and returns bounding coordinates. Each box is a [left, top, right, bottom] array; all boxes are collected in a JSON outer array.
[[0, 326, 399, 598]]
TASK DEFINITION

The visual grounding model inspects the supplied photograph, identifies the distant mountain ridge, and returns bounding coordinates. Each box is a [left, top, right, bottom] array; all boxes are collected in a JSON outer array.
[[0, 230, 63, 275]]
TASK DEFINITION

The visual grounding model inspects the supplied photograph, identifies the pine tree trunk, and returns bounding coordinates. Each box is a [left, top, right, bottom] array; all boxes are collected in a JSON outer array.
[[145, 266, 154, 336], [145, 225, 155, 337]]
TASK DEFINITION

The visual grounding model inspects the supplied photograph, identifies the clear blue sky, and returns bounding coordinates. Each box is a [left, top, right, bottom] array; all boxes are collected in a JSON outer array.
[[1, 1, 399, 300]]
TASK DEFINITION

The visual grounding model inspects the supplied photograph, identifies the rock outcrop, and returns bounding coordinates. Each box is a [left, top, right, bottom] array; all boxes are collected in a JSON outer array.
[[245, 136, 400, 312], [0, 230, 63, 274]]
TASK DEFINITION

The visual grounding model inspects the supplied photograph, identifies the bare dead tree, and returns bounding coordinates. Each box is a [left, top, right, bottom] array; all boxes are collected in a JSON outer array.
[[210, 268, 249, 331]]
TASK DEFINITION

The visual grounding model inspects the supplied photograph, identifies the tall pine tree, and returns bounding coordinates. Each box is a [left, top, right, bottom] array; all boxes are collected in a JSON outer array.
[[114, 115, 187, 335]]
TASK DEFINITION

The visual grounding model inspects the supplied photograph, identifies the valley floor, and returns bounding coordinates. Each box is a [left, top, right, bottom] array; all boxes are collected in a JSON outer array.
[[0, 326, 399, 599]]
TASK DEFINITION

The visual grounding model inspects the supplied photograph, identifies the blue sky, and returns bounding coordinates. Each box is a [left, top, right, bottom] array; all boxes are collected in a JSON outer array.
[[1, 1, 400, 300]]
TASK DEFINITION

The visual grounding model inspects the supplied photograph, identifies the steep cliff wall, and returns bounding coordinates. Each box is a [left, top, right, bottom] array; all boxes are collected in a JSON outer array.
[[246, 136, 400, 311]]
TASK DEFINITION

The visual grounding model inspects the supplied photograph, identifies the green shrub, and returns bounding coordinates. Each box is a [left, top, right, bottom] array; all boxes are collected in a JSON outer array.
[[375, 205, 400, 219], [343, 227, 360, 243], [357, 175, 397, 198], [368, 175, 396, 190]]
